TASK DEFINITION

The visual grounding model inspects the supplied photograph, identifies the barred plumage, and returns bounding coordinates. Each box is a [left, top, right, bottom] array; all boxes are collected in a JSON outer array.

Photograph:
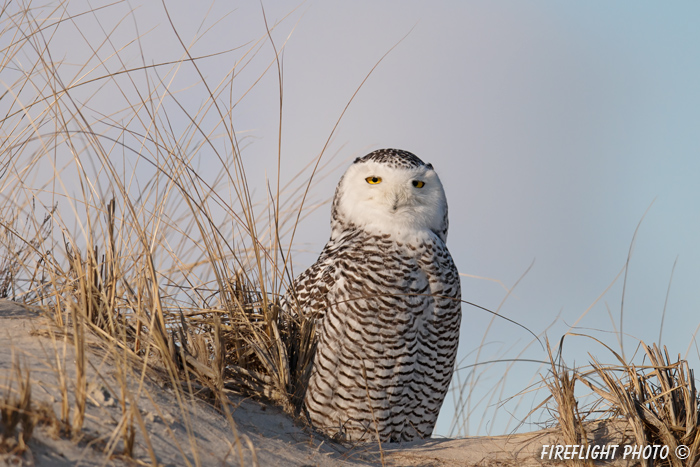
[[284, 148, 461, 442]]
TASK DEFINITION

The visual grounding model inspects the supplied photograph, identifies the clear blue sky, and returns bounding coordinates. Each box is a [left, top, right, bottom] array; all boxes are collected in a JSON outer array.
[[16, 1, 700, 437]]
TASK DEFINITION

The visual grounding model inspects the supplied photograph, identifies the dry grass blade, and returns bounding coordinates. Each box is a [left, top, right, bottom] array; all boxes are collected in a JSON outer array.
[[0, 358, 35, 455], [70, 301, 87, 435], [361, 361, 385, 466], [542, 339, 590, 467], [571, 339, 700, 467], [581, 358, 652, 467]]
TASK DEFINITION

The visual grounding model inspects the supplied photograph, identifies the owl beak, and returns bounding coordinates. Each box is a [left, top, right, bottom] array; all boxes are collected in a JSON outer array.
[[390, 189, 408, 212]]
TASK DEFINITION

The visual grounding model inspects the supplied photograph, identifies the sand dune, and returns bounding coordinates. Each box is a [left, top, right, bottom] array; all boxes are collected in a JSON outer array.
[[0, 300, 631, 466]]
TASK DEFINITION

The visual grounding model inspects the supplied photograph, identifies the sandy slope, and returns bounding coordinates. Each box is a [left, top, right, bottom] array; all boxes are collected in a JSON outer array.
[[0, 300, 631, 466]]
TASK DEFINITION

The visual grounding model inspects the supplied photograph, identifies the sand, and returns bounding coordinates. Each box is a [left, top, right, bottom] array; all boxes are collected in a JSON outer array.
[[0, 299, 632, 466]]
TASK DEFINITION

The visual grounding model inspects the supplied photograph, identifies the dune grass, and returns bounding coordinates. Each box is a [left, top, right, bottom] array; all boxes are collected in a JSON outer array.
[[539, 336, 700, 467], [0, 1, 312, 463], [1, 1, 699, 466]]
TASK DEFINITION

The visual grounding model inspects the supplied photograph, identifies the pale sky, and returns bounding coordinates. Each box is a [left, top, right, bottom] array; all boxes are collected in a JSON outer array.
[[8, 1, 700, 437]]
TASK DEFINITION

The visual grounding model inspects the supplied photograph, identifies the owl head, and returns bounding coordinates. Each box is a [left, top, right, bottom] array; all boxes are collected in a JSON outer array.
[[330, 149, 449, 241]]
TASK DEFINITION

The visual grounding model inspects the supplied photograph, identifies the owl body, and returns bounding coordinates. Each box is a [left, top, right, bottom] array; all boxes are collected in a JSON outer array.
[[285, 149, 461, 442]]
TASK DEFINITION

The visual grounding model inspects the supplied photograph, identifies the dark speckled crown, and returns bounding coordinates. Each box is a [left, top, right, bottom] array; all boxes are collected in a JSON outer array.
[[353, 148, 433, 170]]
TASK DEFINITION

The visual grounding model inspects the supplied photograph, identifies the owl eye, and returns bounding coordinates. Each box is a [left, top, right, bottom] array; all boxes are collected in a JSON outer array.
[[412, 180, 425, 188], [366, 176, 382, 185]]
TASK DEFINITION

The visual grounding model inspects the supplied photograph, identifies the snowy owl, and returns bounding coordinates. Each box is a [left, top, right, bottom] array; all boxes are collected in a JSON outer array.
[[284, 148, 461, 442]]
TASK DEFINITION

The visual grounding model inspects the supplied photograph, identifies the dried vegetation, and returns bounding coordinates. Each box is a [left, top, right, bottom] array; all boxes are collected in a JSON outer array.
[[1, 1, 699, 466]]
